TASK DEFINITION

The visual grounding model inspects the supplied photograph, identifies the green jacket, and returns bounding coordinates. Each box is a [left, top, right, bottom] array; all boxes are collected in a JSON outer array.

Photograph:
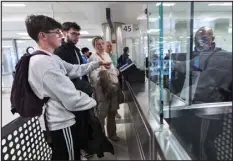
[[109, 53, 118, 67]]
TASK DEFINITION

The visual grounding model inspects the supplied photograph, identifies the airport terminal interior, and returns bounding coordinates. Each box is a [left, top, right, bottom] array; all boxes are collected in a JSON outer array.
[[1, 1, 232, 160]]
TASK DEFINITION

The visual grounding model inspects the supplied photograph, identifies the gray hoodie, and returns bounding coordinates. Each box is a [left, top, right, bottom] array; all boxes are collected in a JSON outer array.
[[28, 49, 100, 131]]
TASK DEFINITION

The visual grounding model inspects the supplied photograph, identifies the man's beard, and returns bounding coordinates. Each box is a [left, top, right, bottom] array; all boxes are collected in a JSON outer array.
[[67, 35, 77, 45]]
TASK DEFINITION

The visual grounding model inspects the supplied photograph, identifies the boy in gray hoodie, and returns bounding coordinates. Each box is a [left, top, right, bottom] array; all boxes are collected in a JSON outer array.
[[25, 15, 110, 160]]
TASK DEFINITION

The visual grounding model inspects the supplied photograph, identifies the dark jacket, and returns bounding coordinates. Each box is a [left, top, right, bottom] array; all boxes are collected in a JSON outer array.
[[117, 53, 132, 68], [54, 40, 92, 96], [74, 110, 114, 158], [54, 41, 114, 157], [54, 40, 88, 81]]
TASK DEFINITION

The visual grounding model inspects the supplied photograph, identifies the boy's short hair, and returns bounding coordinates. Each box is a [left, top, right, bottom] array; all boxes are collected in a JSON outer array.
[[25, 15, 62, 42], [62, 22, 81, 32], [81, 47, 89, 54]]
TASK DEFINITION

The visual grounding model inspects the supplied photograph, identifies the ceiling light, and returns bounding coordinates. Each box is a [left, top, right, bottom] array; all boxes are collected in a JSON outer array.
[[203, 18, 216, 21], [21, 36, 31, 39], [80, 31, 89, 35], [147, 29, 160, 33], [3, 3, 26, 7], [149, 18, 159, 22], [87, 39, 92, 42], [156, 2, 176, 7], [208, 3, 232, 6], [17, 32, 28, 36], [137, 15, 146, 20], [17, 40, 25, 43], [228, 28, 232, 33], [3, 46, 13, 48], [137, 15, 159, 22]]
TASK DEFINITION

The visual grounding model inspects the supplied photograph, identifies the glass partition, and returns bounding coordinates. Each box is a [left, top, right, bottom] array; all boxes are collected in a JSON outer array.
[[16, 39, 37, 59], [148, 2, 232, 160], [2, 40, 16, 88]]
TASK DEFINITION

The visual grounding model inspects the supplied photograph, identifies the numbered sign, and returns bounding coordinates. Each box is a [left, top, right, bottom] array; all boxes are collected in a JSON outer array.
[[122, 24, 133, 33]]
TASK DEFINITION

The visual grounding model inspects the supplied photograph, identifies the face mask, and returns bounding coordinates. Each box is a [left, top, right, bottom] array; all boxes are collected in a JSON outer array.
[[195, 35, 211, 52]]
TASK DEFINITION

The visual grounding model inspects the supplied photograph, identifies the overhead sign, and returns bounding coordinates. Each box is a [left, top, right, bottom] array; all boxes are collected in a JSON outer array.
[[122, 24, 140, 38], [122, 24, 133, 33]]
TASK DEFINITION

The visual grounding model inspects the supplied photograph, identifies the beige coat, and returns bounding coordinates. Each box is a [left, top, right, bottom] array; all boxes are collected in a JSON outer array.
[[89, 52, 119, 111]]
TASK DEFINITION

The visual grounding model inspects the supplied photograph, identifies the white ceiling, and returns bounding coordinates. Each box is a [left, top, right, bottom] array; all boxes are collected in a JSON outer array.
[[2, 2, 232, 39], [2, 2, 146, 39]]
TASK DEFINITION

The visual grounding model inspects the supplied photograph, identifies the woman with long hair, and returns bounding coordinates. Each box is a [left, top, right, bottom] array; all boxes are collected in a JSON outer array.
[[89, 36, 120, 141]]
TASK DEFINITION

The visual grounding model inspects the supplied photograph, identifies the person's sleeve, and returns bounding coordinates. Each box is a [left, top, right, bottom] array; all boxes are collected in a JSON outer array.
[[43, 68, 96, 111], [88, 55, 100, 85], [61, 60, 100, 79]]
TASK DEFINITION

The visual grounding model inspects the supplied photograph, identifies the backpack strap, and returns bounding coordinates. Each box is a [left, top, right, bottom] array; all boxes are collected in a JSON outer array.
[[31, 50, 50, 56], [43, 98, 52, 144]]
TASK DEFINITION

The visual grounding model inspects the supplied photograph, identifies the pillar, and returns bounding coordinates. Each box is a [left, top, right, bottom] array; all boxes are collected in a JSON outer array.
[[102, 22, 124, 58]]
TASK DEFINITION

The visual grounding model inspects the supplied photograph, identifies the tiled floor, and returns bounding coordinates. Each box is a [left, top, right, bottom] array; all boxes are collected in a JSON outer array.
[[90, 104, 130, 160]]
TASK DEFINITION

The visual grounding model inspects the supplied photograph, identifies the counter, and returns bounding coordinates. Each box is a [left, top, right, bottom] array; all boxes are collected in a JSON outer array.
[[125, 79, 232, 160], [125, 80, 191, 160]]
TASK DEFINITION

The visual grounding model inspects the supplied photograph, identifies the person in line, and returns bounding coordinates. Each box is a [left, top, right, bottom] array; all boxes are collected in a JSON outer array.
[[54, 22, 89, 81], [117, 46, 132, 68], [54, 22, 94, 159], [26, 15, 110, 160], [105, 41, 121, 119], [89, 36, 120, 141], [81, 47, 90, 64]]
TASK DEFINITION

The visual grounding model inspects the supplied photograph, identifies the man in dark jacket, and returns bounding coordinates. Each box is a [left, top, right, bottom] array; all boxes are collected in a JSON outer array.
[[55, 22, 93, 97], [54, 22, 104, 159], [54, 22, 89, 81]]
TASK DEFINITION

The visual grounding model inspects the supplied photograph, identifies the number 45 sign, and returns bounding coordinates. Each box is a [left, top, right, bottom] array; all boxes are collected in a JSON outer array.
[[122, 24, 133, 33]]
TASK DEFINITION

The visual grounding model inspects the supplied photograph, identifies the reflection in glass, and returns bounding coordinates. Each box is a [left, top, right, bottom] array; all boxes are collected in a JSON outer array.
[[2, 40, 16, 88], [148, 1, 232, 160]]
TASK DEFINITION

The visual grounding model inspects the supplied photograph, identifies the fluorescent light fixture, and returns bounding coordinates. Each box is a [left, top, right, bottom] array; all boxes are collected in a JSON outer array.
[[87, 39, 92, 42], [203, 17, 216, 21], [17, 40, 25, 43], [21, 36, 31, 39], [80, 31, 89, 35], [3, 46, 13, 48], [3, 3, 25, 7], [149, 18, 159, 22], [147, 29, 160, 33], [208, 3, 232, 6], [17, 32, 28, 36], [156, 2, 176, 7], [137, 15, 159, 22], [137, 15, 146, 20], [228, 28, 232, 33]]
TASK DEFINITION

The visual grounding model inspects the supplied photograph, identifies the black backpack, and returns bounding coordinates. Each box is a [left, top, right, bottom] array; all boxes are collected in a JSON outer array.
[[10, 50, 49, 117], [10, 50, 53, 143]]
